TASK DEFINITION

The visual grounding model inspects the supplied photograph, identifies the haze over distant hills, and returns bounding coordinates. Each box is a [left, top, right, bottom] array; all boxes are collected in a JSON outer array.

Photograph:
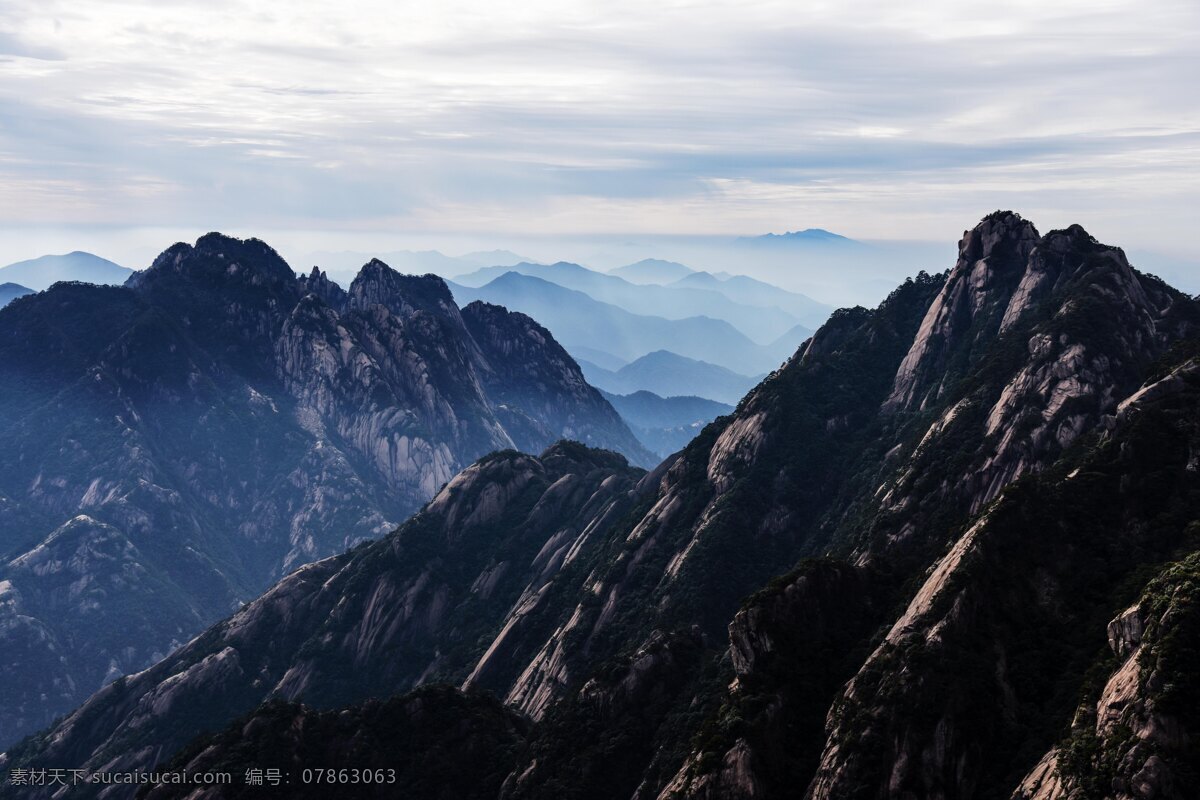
[[455, 260, 818, 343], [607, 258, 695, 285], [737, 227, 862, 246], [305, 246, 832, 407], [449, 272, 808, 376], [533, 230, 952, 308], [303, 248, 537, 285], [291, 225, 916, 308], [599, 389, 733, 457], [0, 251, 132, 291], [2, 238, 829, 409], [580, 350, 760, 405], [456, 249, 533, 268], [0, 283, 32, 308], [669, 271, 831, 328], [445, 255, 828, 404]]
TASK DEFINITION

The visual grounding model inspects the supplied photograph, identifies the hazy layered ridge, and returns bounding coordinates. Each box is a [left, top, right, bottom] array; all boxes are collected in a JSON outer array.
[[448, 273, 810, 376], [600, 391, 734, 459], [6, 213, 1200, 800], [0, 252, 132, 292], [0, 283, 32, 308], [580, 351, 761, 406], [0, 234, 649, 748], [454, 260, 824, 343]]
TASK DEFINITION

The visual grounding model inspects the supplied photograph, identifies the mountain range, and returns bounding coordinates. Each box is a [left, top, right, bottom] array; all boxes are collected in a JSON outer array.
[[449, 273, 808, 376], [454, 261, 826, 342], [300, 249, 537, 287], [309, 251, 827, 406], [6, 212, 1199, 798], [599, 390, 734, 458], [0, 233, 650, 748], [607, 258, 695, 285], [737, 227, 862, 247], [669, 271, 831, 325], [0, 251, 132, 291], [579, 350, 761, 405]]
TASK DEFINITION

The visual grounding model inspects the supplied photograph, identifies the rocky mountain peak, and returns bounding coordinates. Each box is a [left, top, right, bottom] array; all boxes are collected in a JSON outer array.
[[958, 209, 1039, 265], [348, 260, 457, 319], [888, 212, 1099, 412], [129, 233, 297, 295], [299, 266, 348, 310]]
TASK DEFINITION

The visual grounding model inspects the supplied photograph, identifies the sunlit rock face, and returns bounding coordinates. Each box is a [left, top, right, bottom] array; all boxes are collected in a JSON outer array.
[[0, 443, 646, 794], [0, 233, 649, 747]]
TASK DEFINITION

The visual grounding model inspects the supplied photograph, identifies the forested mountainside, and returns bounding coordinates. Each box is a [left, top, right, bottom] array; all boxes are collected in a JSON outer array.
[[0, 234, 650, 748], [141, 687, 529, 800], [5, 213, 1200, 799]]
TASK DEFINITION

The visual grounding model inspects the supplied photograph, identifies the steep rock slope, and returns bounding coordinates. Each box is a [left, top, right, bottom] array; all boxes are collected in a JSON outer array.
[[495, 271, 950, 800], [1014, 551, 1200, 799], [804, 357, 1200, 798], [650, 215, 1200, 800], [494, 214, 1200, 799], [2, 261, 941, 798], [0, 444, 645, 794], [460, 301, 649, 461], [0, 235, 648, 747]]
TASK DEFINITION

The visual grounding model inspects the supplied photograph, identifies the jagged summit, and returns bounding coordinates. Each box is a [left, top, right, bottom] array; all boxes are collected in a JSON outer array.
[[882, 211, 1165, 415], [130, 232, 296, 292], [298, 265, 347, 309], [348, 260, 457, 318], [958, 209, 1038, 264]]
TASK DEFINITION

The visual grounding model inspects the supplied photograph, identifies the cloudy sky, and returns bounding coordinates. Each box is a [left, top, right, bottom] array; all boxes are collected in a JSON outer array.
[[1, 0, 1197, 269]]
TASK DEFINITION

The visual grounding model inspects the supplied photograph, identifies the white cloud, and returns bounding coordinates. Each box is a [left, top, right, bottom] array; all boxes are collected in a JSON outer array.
[[0, 0, 1196, 258]]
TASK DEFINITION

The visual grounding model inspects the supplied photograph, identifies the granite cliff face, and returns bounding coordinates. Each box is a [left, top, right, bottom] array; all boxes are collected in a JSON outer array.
[[803, 358, 1200, 798], [0, 444, 646, 794], [0, 234, 651, 748], [1014, 552, 1200, 800], [6, 214, 1200, 800]]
